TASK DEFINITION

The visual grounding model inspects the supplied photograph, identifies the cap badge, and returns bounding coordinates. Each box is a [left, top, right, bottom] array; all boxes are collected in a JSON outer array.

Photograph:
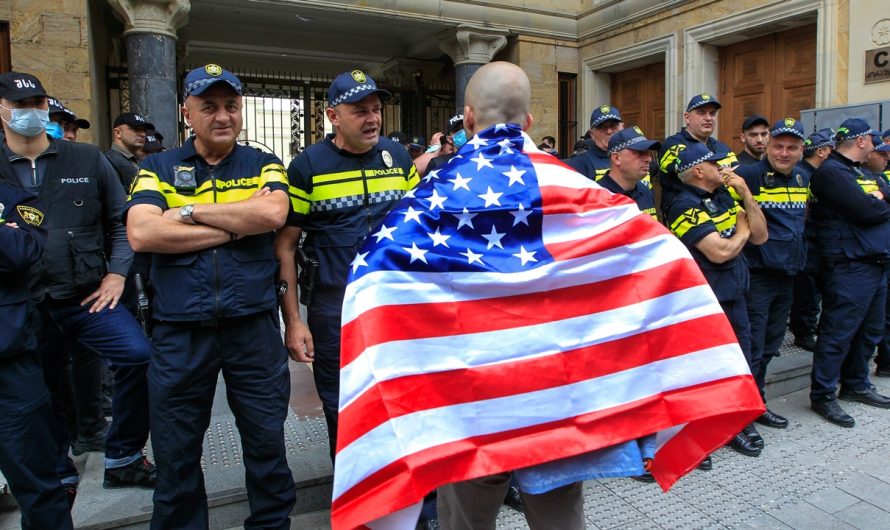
[[784, 118, 795, 127], [633, 126, 643, 135], [351, 70, 367, 84], [382, 150, 393, 168], [600, 105, 610, 113], [701, 93, 711, 100], [204, 64, 223, 77]]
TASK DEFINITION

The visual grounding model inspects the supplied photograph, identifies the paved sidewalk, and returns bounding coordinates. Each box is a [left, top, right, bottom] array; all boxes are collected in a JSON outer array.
[[3, 359, 890, 529]]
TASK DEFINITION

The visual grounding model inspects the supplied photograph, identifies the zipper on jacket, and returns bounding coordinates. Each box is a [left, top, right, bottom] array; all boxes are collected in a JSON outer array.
[[210, 166, 222, 319], [360, 158, 371, 233]]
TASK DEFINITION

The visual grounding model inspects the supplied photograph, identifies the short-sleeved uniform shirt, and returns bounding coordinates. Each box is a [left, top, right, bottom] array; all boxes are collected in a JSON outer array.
[[667, 184, 748, 302], [124, 138, 289, 321], [286, 134, 418, 289]]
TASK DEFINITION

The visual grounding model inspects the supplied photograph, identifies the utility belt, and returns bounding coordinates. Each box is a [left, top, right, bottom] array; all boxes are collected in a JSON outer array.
[[158, 310, 271, 329], [823, 256, 889, 267]]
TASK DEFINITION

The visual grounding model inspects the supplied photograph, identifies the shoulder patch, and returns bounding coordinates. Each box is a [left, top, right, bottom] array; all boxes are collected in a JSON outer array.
[[17, 205, 44, 226]]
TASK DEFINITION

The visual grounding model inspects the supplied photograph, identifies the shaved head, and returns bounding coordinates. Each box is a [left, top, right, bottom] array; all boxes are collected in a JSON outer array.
[[464, 61, 533, 135]]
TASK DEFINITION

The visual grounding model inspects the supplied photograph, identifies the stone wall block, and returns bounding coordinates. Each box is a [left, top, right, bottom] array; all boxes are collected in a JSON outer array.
[[41, 13, 82, 47], [11, 42, 67, 73], [10, 13, 41, 43], [65, 46, 90, 74]]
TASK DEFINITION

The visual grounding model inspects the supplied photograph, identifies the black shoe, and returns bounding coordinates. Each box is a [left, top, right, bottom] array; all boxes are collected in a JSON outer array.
[[103, 457, 156, 489], [630, 472, 656, 483], [696, 455, 712, 471], [729, 432, 761, 457], [742, 423, 764, 449], [793, 335, 817, 351], [72, 433, 106, 456], [811, 398, 855, 427], [838, 386, 890, 409], [876, 366, 890, 378], [503, 485, 524, 513], [756, 408, 789, 429]]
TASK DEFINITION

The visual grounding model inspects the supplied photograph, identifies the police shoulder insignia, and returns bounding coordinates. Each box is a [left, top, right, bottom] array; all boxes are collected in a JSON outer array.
[[683, 210, 700, 225], [205, 64, 223, 77], [382, 150, 393, 168], [633, 126, 643, 134], [17, 205, 44, 226], [600, 104, 610, 113], [351, 70, 367, 84]]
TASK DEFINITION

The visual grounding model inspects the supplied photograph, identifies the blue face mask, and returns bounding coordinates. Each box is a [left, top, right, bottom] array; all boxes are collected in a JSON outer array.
[[452, 129, 468, 149], [1, 105, 50, 137], [45, 121, 64, 140]]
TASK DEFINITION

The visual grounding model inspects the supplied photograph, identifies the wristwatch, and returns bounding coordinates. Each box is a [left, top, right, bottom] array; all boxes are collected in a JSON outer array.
[[180, 204, 195, 224]]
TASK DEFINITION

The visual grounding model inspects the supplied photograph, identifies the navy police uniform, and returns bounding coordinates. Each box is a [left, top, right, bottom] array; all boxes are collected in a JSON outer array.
[[125, 137, 296, 528], [788, 158, 822, 343], [668, 184, 752, 362], [0, 184, 73, 529], [598, 173, 657, 221], [0, 134, 152, 488], [808, 143, 890, 403], [657, 129, 737, 216], [286, 133, 418, 460], [734, 120, 809, 395]]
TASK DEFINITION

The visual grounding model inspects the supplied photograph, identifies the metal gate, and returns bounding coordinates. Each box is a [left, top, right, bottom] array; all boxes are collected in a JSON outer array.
[[108, 64, 455, 165]]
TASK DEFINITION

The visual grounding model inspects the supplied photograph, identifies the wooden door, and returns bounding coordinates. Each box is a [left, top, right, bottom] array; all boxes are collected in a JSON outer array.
[[611, 62, 665, 140], [719, 24, 816, 153]]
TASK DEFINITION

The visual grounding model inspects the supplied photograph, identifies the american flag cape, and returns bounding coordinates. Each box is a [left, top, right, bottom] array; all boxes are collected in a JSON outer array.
[[332, 123, 764, 530]]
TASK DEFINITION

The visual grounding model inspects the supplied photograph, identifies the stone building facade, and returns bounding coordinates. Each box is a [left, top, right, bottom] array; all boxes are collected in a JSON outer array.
[[0, 0, 887, 154]]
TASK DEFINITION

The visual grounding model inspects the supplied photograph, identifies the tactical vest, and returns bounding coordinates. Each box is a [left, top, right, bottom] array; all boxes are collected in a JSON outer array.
[[0, 141, 107, 300]]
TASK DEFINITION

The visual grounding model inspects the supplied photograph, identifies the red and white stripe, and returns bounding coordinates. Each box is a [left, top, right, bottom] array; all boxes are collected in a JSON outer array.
[[332, 144, 764, 530]]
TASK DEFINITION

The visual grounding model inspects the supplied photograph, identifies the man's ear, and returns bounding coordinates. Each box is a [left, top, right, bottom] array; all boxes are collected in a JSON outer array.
[[326, 106, 339, 128], [463, 105, 475, 136], [522, 112, 534, 133]]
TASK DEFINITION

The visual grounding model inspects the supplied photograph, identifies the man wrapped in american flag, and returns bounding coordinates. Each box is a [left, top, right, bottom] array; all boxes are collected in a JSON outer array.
[[331, 61, 765, 530]]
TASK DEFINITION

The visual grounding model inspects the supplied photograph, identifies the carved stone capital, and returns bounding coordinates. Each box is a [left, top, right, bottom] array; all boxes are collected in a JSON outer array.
[[439, 27, 509, 66], [108, 0, 190, 39]]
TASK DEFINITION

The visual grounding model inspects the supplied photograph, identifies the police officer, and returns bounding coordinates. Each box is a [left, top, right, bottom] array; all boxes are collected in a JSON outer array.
[[864, 135, 890, 378], [788, 128, 835, 351], [737, 115, 769, 165], [125, 64, 295, 529], [0, 182, 74, 529], [47, 96, 90, 142], [734, 118, 809, 432], [600, 126, 659, 220], [105, 112, 154, 191], [48, 94, 110, 458], [274, 69, 418, 463], [0, 72, 154, 498], [808, 118, 890, 428], [657, 93, 738, 215], [666, 143, 767, 457], [565, 104, 624, 181], [423, 111, 465, 177]]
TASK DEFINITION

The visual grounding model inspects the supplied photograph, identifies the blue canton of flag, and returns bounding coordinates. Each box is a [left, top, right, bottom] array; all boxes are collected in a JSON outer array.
[[349, 124, 551, 280]]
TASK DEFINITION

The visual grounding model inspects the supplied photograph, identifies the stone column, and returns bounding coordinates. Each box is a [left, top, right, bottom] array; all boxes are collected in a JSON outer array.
[[108, 0, 190, 147], [439, 27, 509, 110]]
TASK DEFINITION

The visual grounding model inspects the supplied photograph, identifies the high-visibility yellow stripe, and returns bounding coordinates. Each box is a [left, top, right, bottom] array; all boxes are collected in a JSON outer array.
[[406, 165, 419, 189], [130, 168, 281, 206], [669, 207, 711, 238], [259, 163, 288, 186], [858, 178, 880, 193], [309, 176, 412, 202], [754, 188, 808, 204], [312, 168, 412, 185], [718, 152, 738, 167], [659, 144, 686, 173], [289, 192, 311, 215]]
